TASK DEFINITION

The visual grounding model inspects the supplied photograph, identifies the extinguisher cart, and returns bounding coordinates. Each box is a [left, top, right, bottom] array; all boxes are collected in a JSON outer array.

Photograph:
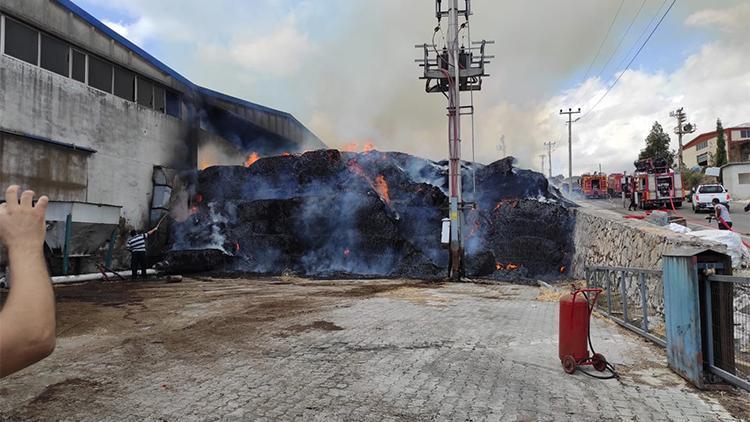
[[559, 288, 616, 377]]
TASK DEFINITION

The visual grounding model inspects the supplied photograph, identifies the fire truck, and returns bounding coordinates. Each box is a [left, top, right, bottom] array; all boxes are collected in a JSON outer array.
[[580, 173, 607, 199], [630, 157, 684, 209], [607, 173, 624, 196]]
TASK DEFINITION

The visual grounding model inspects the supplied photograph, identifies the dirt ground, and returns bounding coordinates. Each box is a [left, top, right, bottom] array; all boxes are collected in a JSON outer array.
[[0, 277, 747, 421]]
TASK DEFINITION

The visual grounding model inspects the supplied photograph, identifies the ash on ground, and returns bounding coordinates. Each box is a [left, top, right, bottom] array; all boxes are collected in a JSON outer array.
[[163, 150, 575, 280]]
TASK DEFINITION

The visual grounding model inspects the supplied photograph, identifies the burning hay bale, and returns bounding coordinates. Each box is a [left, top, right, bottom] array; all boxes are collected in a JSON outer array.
[[166, 150, 574, 280]]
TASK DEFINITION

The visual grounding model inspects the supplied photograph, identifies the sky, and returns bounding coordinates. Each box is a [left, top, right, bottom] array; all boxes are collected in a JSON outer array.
[[75, 0, 750, 176]]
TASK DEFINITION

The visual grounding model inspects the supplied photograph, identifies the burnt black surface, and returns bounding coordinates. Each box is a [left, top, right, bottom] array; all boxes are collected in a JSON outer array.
[[167, 150, 574, 279]]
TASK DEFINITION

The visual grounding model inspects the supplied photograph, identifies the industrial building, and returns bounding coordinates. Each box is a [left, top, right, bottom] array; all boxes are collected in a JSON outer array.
[[0, 0, 324, 231], [681, 122, 750, 168]]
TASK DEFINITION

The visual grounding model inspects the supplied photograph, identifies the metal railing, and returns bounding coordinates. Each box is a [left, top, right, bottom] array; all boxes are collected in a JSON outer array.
[[585, 266, 666, 347], [705, 274, 750, 391]]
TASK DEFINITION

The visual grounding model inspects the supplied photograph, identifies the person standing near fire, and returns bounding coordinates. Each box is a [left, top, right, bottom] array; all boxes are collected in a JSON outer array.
[[712, 198, 733, 230], [126, 226, 158, 279]]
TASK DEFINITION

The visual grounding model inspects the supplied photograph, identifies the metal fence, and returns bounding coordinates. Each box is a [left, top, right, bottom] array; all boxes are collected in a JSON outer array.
[[585, 266, 665, 347], [705, 274, 750, 391]]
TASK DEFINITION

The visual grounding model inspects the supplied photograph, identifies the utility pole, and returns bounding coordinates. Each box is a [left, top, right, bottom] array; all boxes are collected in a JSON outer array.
[[560, 108, 581, 193], [669, 107, 696, 169], [417, 0, 492, 279], [539, 154, 546, 175], [544, 141, 555, 178]]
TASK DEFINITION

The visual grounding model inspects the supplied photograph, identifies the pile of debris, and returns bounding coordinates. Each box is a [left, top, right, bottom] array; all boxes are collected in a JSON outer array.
[[161, 150, 575, 280]]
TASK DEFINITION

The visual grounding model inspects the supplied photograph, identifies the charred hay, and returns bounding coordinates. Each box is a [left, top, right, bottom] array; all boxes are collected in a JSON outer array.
[[163, 151, 574, 280]]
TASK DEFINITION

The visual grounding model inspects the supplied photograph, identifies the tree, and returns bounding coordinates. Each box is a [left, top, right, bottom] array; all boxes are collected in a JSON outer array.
[[715, 118, 727, 167], [639, 121, 674, 167]]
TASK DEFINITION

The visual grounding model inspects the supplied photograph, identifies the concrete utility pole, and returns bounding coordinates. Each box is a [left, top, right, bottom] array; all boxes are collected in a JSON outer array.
[[670, 107, 696, 169], [539, 154, 546, 175], [544, 141, 555, 178], [418, 0, 492, 279], [560, 108, 581, 193]]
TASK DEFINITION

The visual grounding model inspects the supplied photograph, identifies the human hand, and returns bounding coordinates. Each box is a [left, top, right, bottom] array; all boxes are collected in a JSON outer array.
[[0, 185, 49, 255]]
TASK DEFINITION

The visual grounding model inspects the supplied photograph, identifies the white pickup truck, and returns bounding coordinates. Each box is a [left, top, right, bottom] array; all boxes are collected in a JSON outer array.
[[692, 184, 731, 213]]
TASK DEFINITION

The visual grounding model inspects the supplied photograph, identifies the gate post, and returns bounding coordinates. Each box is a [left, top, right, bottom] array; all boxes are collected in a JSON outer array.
[[662, 246, 731, 389]]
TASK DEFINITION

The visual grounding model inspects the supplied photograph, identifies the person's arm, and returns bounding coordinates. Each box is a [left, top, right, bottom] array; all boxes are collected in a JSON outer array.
[[0, 185, 55, 377]]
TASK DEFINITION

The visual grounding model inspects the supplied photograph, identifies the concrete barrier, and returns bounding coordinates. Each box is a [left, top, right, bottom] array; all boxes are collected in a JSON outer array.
[[571, 207, 725, 278]]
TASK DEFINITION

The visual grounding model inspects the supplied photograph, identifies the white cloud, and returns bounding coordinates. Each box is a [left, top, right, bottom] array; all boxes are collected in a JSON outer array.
[[101, 17, 156, 47], [685, 2, 750, 32]]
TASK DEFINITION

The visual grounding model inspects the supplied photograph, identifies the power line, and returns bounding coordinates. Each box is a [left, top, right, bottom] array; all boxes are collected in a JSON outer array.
[[591, 0, 648, 84], [580, 0, 676, 121], [582, 0, 626, 82]]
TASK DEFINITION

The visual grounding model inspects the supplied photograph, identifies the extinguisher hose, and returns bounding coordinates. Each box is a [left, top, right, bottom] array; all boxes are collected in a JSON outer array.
[[579, 291, 620, 380]]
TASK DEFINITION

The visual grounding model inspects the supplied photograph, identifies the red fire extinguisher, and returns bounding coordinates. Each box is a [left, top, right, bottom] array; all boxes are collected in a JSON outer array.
[[559, 287, 617, 378]]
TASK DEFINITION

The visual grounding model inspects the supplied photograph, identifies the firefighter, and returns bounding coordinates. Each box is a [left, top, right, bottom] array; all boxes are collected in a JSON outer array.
[[628, 191, 638, 211], [712, 198, 732, 230]]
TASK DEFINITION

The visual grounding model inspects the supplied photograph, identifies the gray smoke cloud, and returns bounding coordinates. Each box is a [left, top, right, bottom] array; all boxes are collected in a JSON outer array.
[[84, 0, 749, 173]]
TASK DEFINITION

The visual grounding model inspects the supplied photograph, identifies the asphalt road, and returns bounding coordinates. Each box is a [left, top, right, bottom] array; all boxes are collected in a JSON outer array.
[[574, 196, 750, 242]]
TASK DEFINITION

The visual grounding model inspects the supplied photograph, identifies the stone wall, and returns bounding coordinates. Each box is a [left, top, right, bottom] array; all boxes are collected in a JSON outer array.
[[572, 207, 724, 278]]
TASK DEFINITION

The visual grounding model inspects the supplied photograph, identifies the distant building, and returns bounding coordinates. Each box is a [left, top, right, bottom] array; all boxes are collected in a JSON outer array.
[[0, 0, 325, 228], [682, 123, 750, 168], [720, 162, 750, 200]]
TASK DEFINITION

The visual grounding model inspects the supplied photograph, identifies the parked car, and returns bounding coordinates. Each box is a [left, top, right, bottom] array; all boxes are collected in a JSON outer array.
[[692, 184, 731, 213]]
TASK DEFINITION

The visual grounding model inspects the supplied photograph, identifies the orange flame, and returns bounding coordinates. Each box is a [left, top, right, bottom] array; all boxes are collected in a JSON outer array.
[[244, 152, 260, 167], [363, 143, 374, 152], [506, 263, 519, 271], [374, 175, 390, 205], [559, 265, 566, 273], [199, 162, 211, 171], [496, 262, 503, 271], [281, 152, 291, 156], [341, 143, 359, 152]]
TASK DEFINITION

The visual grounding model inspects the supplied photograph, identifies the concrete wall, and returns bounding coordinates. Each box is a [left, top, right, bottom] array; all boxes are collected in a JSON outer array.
[[0, 131, 89, 201], [721, 163, 750, 200], [0, 54, 188, 227], [572, 207, 723, 277]]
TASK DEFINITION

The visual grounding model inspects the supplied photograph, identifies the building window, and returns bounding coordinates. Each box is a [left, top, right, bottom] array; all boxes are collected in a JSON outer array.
[[4, 18, 39, 65], [741, 129, 750, 139], [738, 173, 750, 184], [40, 33, 69, 77], [136, 77, 153, 108], [88, 55, 112, 93], [166, 90, 181, 118], [113, 67, 135, 101], [696, 140, 708, 150], [71, 49, 86, 83], [154, 85, 165, 113], [697, 153, 709, 166]]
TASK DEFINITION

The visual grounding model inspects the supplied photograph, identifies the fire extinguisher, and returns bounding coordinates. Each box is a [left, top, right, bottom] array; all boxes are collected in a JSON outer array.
[[558, 287, 619, 379]]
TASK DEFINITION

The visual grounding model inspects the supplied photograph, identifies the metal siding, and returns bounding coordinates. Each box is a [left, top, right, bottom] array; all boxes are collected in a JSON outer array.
[[663, 255, 704, 388]]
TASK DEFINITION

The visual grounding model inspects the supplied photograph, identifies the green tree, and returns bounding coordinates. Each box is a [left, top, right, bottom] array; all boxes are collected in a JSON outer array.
[[715, 118, 727, 167], [639, 121, 674, 166]]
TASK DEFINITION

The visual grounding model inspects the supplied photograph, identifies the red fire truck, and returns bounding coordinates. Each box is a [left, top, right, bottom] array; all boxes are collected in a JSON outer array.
[[607, 173, 624, 196], [580, 173, 607, 199], [630, 158, 684, 209]]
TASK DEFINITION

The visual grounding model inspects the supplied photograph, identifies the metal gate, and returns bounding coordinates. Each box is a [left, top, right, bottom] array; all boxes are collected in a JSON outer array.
[[705, 274, 750, 391], [585, 265, 665, 347]]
